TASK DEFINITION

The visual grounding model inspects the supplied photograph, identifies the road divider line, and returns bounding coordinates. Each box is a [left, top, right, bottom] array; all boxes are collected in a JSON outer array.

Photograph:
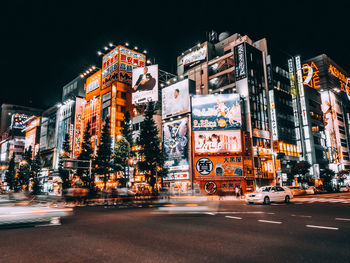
[[258, 220, 282, 224], [291, 214, 312, 218], [206, 212, 216, 216], [335, 218, 350, 221], [225, 216, 242, 220], [306, 225, 339, 230]]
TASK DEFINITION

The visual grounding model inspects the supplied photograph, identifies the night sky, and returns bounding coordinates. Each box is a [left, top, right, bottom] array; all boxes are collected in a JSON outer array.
[[1, 1, 348, 109]]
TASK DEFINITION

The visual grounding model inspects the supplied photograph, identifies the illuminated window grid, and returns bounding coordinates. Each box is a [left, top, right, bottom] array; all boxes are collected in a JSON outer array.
[[85, 98, 101, 137]]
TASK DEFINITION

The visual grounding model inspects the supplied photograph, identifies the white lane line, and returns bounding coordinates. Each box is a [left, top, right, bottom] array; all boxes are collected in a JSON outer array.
[[291, 214, 312, 218], [258, 220, 282, 224], [215, 212, 275, 215], [225, 216, 242, 220], [206, 212, 216, 216], [306, 225, 339, 230], [335, 218, 350, 221]]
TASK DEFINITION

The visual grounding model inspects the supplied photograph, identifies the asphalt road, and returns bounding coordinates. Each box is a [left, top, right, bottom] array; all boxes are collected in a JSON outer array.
[[1, 193, 350, 263]]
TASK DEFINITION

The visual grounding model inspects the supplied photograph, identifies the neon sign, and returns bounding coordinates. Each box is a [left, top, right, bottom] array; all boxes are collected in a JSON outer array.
[[328, 64, 350, 98], [302, 61, 320, 88]]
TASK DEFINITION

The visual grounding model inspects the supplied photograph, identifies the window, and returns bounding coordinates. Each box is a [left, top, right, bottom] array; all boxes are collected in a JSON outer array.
[[276, 186, 284, 192], [121, 92, 127, 99]]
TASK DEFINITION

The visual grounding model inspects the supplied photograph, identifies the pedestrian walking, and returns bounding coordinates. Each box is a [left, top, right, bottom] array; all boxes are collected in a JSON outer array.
[[235, 186, 240, 198]]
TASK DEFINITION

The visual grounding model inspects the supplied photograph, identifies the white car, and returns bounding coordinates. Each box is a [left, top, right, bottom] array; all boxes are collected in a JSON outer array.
[[339, 185, 349, 192], [246, 186, 293, 205]]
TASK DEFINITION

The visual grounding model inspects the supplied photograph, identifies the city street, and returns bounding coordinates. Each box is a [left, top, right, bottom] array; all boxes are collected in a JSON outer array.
[[1, 193, 350, 263]]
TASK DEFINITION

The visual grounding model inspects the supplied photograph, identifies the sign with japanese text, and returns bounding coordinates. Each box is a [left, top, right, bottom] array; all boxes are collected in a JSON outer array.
[[192, 93, 241, 131], [194, 130, 241, 154], [194, 156, 243, 177]]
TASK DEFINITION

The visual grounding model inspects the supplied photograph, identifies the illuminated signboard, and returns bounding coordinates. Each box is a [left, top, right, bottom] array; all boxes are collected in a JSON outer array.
[[132, 64, 158, 104], [101, 46, 146, 88], [119, 46, 146, 84], [73, 98, 85, 157], [163, 117, 189, 171], [162, 79, 192, 119], [192, 93, 241, 131], [234, 43, 247, 80], [11, 113, 28, 129], [269, 90, 278, 141], [302, 61, 321, 88], [194, 130, 241, 154], [194, 156, 243, 177], [182, 46, 207, 72], [328, 64, 350, 99]]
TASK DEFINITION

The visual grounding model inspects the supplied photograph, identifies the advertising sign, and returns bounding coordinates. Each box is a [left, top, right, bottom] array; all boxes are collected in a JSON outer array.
[[269, 90, 278, 141], [234, 43, 247, 80], [102, 46, 146, 88], [194, 130, 241, 154], [194, 156, 243, 177], [163, 172, 190, 181], [162, 79, 191, 119], [73, 98, 85, 157], [132, 64, 158, 104], [192, 93, 241, 131], [163, 117, 189, 171], [102, 47, 119, 89], [11, 113, 28, 129], [183, 46, 207, 72], [119, 46, 146, 84]]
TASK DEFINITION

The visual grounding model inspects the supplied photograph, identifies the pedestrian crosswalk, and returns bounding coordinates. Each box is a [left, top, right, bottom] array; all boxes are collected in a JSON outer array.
[[293, 197, 350, 204]]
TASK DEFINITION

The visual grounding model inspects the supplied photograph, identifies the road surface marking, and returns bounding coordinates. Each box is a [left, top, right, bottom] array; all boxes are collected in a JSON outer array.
[[335, 218, 350, 221], [225, 216, 242, 220], [306, 225, 338, 230], [291, 214, 312, 218], [258, 220, 282, 224], [206, 212, 216, 215], [215, 212, 275, 215]]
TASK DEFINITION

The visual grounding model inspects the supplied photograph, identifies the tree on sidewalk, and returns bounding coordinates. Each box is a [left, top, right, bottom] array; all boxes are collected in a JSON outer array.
[[5, 152, 16, 190], [291, 161, 311, 186], [31, 153, 42, 195], [77, 122, 94, 187], [320, 168, 335, 192], [58, 133, 71, 190], [121, 111, 133, 149], [137, 102, 166, 192], [94, 117, 112, 190], [113, 137, 130, 187]]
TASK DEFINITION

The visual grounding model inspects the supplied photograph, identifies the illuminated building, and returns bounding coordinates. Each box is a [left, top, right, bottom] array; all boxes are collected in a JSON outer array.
[[291, 54, 350, 174], [23, 116, 41, 158], [177, 32, 279, 192]]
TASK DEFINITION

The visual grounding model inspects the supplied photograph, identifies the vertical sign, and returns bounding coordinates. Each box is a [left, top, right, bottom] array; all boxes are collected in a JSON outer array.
[[234, 43, 247, 81], [269, 90, 278, 141]]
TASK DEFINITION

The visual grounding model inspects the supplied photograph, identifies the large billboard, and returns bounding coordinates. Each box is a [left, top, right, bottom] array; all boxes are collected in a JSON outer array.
[[132, 64, 158, 104], [163, 117, 189, 171], [11, 113, 29, 129], [192, 93, 241, 131], [234, 43, 247, 80], [183, 46, 207, 72], [102, 46, 146, 88], [194, 130, 241, 154], [194, 156, 243, 177], [162, 79, 191, 119]]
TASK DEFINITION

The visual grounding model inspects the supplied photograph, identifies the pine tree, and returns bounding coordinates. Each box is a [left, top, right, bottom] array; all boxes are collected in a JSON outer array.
[[5, 152, 16, 190], [113, 138, 130, 187], [121, 111, 133, 148], [137, 102, 166, 192], [24, 146, 33, 166], [31, 153, 42, 195], [58, 133, 71, 190], [78, 121, 94, 187], [94, 117, 112, 190]]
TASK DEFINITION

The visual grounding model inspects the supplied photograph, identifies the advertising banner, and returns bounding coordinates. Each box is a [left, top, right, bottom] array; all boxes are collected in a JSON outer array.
[[183, 46, 207, 72], [194, 130, 241, 154], [162, 79, 191, 119], [102, 47, 119, 89], [11, 113, 28, 129], [234, 43, 247, 80], [163, 172, 190, 181], [119, 46, 146, 84], [192, 93, 241, 131], [194, 156, 243, 177], [73, 98, 85, 157], [163, 117, 189, 171], [132, 64, 158, 104]]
